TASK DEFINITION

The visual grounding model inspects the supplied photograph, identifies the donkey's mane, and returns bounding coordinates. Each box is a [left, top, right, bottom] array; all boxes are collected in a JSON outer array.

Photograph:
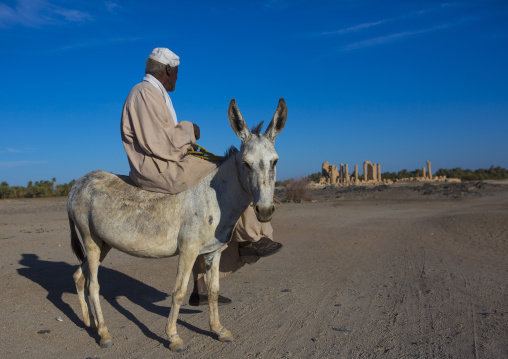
[[223, 145, 239, 161], [251, 121, 264, 136]]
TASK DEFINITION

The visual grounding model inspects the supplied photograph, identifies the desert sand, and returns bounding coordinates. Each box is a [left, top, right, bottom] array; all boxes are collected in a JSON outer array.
[[0, 181, 506, 358]]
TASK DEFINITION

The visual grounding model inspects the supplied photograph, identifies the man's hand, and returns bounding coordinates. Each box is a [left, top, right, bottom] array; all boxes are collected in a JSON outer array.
[[193, 123, 200, 141]]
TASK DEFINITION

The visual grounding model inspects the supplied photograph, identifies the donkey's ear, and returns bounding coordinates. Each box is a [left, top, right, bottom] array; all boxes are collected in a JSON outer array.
[[264, 98, 287, 143], [228, 99, 251, 142]]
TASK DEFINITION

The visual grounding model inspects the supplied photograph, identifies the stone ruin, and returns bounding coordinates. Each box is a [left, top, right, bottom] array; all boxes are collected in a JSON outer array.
[[316, 160, 458, 187]]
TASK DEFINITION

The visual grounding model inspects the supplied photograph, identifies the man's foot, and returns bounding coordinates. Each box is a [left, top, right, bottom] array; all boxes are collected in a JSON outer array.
[[188, 292, 232, 307], [239, 237, 283, 259]]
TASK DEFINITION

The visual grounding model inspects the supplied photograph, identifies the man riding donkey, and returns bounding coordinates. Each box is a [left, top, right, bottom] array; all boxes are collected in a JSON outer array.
[[121, 47, 283, 306]]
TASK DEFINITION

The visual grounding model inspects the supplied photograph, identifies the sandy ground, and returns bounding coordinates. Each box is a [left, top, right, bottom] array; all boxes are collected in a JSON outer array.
[[0, 181, 507, 358]]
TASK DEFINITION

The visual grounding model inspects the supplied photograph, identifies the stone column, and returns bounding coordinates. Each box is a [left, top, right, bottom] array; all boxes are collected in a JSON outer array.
[[422, 167, 426, 179], [330, 165, 338, 184], [345, 164, 349, 184], [427, 161, 432, 180], [366, 162, 375, 182], [377, 163, 381, 182], [354, 165, 359, 185], [322, 162, 329, 178], [363, 161, 368, 183], [339, 163, 344, 184]]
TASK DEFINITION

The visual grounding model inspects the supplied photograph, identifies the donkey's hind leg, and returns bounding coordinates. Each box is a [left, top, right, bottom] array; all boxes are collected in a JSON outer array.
[[73, 261, 92, 327], [204, 250, 233, 342], [86, 240, 113, 348], [73, 243, 111, 329]]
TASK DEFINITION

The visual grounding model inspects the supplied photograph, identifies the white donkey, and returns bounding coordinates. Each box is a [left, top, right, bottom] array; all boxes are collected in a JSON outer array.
[[68, 98, 287, 351]]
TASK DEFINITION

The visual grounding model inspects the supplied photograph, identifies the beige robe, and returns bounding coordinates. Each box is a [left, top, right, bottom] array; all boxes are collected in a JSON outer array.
[[121, 81, 217, 194], [216, 203, 273, 277]]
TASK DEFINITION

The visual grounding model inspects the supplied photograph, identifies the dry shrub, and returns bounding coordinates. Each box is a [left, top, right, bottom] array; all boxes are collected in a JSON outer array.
[[284, 177, 313, 202]]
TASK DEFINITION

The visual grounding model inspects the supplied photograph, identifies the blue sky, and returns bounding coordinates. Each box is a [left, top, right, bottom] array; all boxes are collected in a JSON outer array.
[[1, 0, 507, 186]]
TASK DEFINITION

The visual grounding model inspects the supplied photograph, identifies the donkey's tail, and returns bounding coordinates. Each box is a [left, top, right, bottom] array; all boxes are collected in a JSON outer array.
[[69, 216, 86, 263]]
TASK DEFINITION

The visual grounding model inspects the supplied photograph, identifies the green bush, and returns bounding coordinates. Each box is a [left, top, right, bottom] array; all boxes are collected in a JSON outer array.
[[435, 166, 508, 181], [306, 172, 322, 182], [0, 179, 76, 199]]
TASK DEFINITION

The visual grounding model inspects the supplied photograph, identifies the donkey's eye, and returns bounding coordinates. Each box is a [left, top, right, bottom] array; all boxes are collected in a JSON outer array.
[[272, 159, 278, 167], [243, 162, 252, 170]]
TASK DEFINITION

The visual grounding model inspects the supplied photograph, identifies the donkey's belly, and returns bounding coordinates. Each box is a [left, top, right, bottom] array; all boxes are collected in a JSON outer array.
[[107, 235, 179, 258]]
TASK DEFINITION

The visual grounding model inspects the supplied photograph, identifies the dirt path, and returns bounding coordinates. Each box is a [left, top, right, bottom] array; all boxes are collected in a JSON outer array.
[[0, 183, 506, 358]]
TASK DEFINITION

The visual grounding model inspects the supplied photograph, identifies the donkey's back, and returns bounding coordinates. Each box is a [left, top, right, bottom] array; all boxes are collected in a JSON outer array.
[[69, 169, 169, 206]]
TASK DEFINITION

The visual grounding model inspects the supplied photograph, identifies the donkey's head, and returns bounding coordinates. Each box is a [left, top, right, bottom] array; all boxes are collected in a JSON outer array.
[[228, 98, 287, 222]]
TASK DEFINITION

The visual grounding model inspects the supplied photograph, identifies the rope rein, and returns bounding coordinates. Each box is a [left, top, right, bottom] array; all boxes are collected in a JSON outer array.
[[187, 144, 224, 161]]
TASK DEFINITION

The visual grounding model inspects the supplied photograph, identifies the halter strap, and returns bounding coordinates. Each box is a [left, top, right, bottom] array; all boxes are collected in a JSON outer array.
[[234, 152, 250, 195]]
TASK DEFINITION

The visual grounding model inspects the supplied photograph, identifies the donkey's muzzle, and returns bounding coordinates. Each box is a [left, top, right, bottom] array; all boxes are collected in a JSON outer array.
[[255, 204, 275, 223]]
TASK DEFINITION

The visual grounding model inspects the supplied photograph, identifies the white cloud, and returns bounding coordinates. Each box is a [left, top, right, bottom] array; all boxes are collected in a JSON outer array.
[[53, 8, 92, 22], [105, 2, 120, 13], [4, 147, 36, 153], [0, 0, 92, 28], [6, 147, 25, 153], [0, 3, 17, 24], [340, 24, 449, 51], [322, 3, 463, 38], [321, 20, 388, 36]]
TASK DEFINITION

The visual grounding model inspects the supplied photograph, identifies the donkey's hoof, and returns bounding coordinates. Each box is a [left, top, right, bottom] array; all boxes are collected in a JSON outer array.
[[169, 342, 185, 352], [218, 330, 234, 343], [100, 338, 113, 348], [169, 338, 185, 352]]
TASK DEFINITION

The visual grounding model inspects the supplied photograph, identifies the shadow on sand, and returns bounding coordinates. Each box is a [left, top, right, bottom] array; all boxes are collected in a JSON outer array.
[[17, 254, 214, 347]]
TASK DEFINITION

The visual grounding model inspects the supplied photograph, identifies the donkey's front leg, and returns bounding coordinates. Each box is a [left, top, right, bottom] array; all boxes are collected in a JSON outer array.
[[166, 247, 199, 352], [204, 250, 233, 342]]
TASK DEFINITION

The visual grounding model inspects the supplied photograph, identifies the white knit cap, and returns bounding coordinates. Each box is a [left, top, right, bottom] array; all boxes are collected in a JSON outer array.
[[148, 47, 180, 67]]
